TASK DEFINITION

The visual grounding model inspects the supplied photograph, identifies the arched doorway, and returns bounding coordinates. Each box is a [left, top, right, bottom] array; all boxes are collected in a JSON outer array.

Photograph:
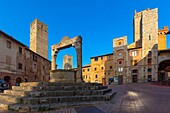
[[158, 60, 170, 81], [16, 77, 22, 86]]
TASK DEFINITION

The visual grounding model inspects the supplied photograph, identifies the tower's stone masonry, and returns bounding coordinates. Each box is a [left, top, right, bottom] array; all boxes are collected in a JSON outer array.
[[30, 19, 48, 59], [63, 54, 73, 69]]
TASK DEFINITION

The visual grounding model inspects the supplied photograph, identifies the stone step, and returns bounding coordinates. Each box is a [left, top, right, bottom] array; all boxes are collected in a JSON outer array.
[[22, 92, 115, 105], [4, 90, 26, 96], [4, 88, 111, 97], [20, 82, 103, 87], [0, 93, 22, 103], [8, 102, 94, 112], [12, 85, 108, 91], [8, 92, 116, 112], [0, 98, 15, 110]]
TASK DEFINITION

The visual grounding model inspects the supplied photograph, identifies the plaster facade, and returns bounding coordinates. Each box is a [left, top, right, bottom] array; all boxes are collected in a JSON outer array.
[[82, 53, 114, 85]]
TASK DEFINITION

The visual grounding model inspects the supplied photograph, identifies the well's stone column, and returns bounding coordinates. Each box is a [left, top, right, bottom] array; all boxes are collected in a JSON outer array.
[[51, 51, 57, 70], [73, 41, 83, 82]]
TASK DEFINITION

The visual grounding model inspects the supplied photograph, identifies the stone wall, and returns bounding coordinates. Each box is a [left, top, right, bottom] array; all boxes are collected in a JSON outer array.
[[50, 70, 76, 82]]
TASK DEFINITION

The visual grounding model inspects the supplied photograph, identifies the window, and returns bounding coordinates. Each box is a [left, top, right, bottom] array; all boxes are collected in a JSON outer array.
[[19, 47, 22, 54], [148, 58, 152, 65], [132, 69, 138, 73], [18, 63, 22, 69], [110, 66, 112, 69], [148, 51, 152, 57], [132, 51, 137, 56], [118, 42, 121, 45], [101, 67, 104, 70], [118, 68, 123, 72], [41, 25, 43, 29], [33, 55, 37, 61], [6, 41, 11, 49], [35, 75, 37, 80], [95, 75, 98, 78], [94, 68, 97, 71], [83, 69, 85, 72], [148, 68, 152, 73], [148, 35, 151, 40], [83, 75, 87, 79], [119, 61, 122, 64], [101, 56, 103, 60], [118, 52, 122, 56], [87, 69, 90, 71], [94, 57, 98, 61]]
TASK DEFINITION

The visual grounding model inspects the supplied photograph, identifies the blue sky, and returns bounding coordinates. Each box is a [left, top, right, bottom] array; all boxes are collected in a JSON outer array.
[[0, 0, 170, 68]]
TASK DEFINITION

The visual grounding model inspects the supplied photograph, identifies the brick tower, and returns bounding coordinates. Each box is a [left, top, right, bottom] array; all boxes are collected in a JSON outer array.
[[30, 19, 48, 59]]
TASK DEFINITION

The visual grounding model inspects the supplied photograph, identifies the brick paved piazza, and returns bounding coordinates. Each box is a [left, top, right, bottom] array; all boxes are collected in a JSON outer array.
[[0, 83, 170, 113]]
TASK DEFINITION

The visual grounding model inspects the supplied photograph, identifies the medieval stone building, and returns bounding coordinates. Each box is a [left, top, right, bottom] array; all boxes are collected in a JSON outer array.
[[0, 19, 50, 87], [83, 8, 170, 84], [82, 53, 114, 85]]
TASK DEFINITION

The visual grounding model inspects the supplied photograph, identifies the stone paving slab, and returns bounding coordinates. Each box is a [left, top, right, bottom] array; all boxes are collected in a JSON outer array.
[[1, 83, 170, 113]]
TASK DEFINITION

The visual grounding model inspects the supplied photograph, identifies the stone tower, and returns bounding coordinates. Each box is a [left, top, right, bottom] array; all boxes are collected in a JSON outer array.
[[30, 19, 48, 59], [134, 8, 158, 81], [63, 54, 73, 69]]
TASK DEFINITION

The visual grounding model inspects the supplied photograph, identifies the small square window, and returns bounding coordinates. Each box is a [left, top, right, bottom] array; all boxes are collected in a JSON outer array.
[[7, 41, 11, 49], [148, 68, 152, 73], [33, 55, 37, 62], [132, 51, 137, 56], [94, 68, 97, 71], [19, 47, 22, 54], [110, 66, 112, 69], [101, 67, 104, 70], [94, 58, 98, 61], [101, 56, 103, 60], [118, 68, 123, 72], [118, 52, 122, 56], [18, 63, 22, 69], [87, 69, 90, 71]]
